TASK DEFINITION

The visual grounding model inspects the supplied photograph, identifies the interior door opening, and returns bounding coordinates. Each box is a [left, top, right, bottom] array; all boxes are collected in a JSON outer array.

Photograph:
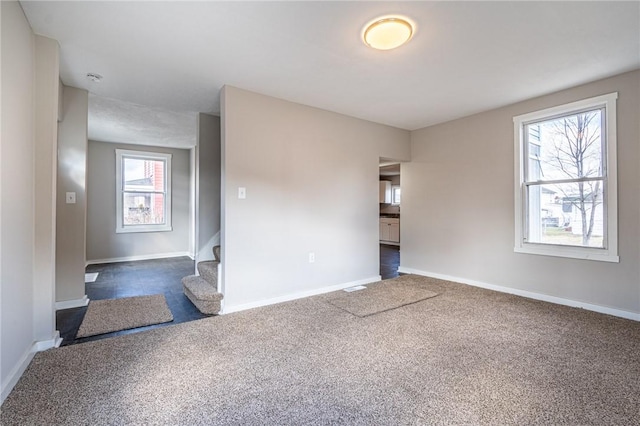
[[379, 159, 401, 280]]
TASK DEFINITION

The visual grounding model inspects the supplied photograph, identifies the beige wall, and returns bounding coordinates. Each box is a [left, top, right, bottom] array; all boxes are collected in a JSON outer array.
[[86, 141, 191, 262], [221, 86, 410, 311], [402, 70, 640, 316], [56, 85, 88, 303], [196, 113, 221, 263], [1, 1, 60, 402], [1, 0, 36, 398], [33, 36, 59, 337]]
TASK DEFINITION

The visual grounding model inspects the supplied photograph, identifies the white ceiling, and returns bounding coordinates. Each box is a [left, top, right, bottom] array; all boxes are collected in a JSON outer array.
[[88, 94, 197, 148], [21, 1, 640, 149]]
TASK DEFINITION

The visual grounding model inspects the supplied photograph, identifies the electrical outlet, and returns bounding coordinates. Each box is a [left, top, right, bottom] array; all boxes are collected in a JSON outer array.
[[308, 252, 315, 263]]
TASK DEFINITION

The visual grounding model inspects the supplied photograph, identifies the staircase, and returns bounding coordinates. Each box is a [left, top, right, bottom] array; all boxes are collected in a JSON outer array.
[[182, 246, 223, 315]]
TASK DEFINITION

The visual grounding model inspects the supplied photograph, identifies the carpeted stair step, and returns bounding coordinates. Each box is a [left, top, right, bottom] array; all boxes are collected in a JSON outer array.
[[197, 261, 218, 286], [182, 275, 223, 315]]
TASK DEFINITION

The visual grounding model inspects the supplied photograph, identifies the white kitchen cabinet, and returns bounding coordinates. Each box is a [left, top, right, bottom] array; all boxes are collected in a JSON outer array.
[[380, 221, 390, 241], [379, 181, 391, 203], [388, 222, 400, 242], [379, 217, 400, 244]]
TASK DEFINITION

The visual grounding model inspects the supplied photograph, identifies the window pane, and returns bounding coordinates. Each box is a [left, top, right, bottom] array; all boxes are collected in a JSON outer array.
[[392, 187, 401, 204], [525, 109, 603, 182], [116, 149, 172, 233], [526, 181, 604, 248], [123, 157, 166, 191], [123, 192, 165, 225]]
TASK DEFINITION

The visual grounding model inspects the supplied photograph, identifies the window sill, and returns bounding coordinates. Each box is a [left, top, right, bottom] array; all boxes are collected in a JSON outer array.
[[514, 244, 619, 263], [116, 225, 173, 234]]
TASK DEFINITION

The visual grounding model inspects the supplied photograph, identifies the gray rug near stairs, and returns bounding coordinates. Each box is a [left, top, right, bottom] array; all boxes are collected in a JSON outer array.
[[76, 294, 173, 338]]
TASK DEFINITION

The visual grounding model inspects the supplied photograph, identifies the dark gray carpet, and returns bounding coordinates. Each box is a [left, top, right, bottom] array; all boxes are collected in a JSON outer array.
[[2, 275, 639, 425], [76, 294, 173, 338], [325, 275, 439, 317]]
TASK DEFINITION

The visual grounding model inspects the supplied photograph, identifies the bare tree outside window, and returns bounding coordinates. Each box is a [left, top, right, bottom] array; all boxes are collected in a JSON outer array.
[[539, 110, 604, 245], [514, 92, 618, 262], [525, 108, 605, 248]]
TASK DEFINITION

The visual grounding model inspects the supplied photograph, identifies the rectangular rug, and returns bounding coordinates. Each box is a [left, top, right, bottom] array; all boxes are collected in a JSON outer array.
[[76, 294, 173, 338], [326, 275, 439, 317]]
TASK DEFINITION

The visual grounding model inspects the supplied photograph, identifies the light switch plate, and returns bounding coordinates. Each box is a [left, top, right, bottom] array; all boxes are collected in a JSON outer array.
[[65, 192, 76, 204], [238, 187, 246, 199]]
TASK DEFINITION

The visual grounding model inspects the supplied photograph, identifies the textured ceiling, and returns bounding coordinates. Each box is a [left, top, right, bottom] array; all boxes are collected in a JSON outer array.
[[88, 95, 197, 148], [21, 1, 640, 149]]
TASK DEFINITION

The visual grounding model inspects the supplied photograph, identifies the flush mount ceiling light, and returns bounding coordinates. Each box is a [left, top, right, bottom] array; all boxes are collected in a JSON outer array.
[[86, 72, 103, 83], [363, 16, 414, 50]]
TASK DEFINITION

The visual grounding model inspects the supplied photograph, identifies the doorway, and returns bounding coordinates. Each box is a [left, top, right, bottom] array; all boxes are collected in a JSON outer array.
[[379, 159, 401, 279]]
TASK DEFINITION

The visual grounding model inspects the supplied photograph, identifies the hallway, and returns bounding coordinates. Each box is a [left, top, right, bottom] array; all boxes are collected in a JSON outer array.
[[380, 244, 400, 280]]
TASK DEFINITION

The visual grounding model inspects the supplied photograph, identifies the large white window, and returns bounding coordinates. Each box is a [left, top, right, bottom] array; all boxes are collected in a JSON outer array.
[[513, 93, 618, 262], [116, 149, 172, 233]]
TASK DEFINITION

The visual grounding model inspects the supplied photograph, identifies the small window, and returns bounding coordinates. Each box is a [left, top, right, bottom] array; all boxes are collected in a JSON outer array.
[[116, 149, 172, 233], [392, 185, 401, 205], [513, 93, 618, 262]]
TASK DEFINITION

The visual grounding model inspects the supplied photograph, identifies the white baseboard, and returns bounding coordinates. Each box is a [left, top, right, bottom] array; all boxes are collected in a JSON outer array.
[[1, 332, 62, 404], [33, 331, 62, 351], [1, 348, 35, 404], [398, 266, 640, 322], [221, 275, 382, 315], [55, 295, 89, 311], [86, 251, 190, 265]]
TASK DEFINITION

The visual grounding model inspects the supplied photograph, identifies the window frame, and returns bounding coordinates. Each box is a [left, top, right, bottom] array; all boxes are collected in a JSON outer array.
[[513, 92, 618, 262], [115, 149, 173, 234], [391, 185, 401, 205]]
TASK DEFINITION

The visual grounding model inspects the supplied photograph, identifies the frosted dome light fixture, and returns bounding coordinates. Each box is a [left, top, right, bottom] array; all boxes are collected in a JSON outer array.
[[363, 17, 414, 50]]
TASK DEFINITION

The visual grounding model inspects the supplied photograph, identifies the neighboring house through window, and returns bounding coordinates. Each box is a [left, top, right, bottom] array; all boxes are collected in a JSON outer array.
[[513, 93, 618, 262], [116, 149, 172, 233]]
